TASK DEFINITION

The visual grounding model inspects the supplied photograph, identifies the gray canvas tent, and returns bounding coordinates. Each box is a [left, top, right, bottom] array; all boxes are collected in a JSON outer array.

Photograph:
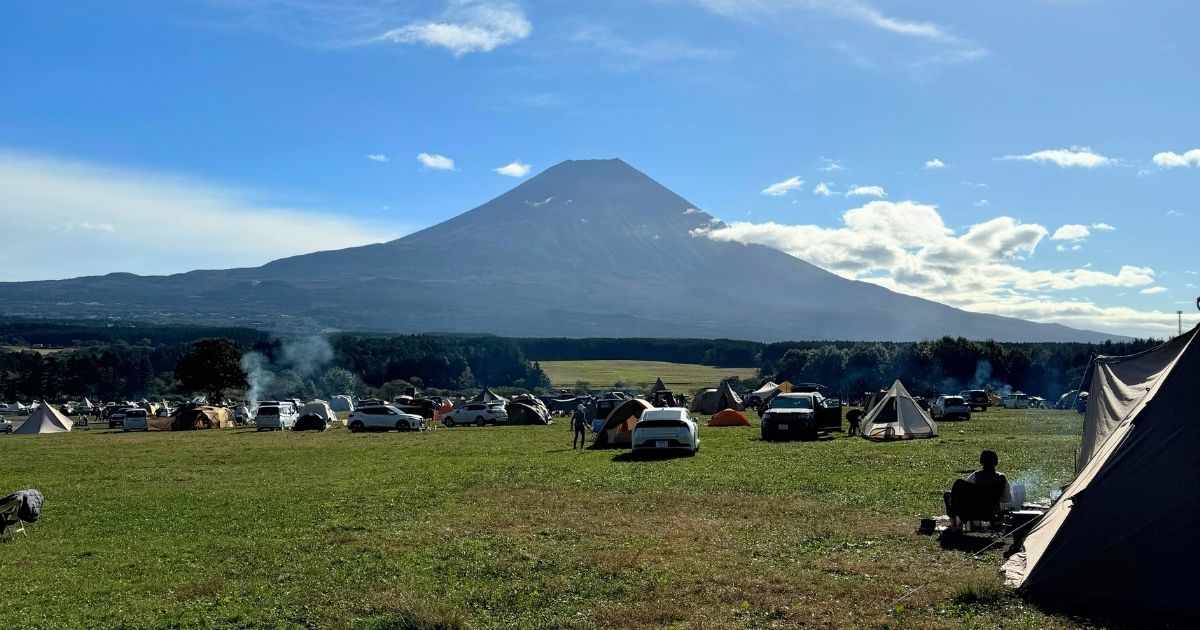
[[1003, 324, 1200, 617], [329, 395, 354, 412], [471, 388, 508, 404], [12, 404, 73, 434], [860, 380, 937, 440], [691, 381, 745, 415]]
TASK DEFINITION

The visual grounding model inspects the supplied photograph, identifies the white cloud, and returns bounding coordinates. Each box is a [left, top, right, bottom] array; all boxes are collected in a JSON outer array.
[[761, 176, 804, 197], [570, 27, 727, 66], [817, 157, 845, 172], [417, 152, 456, 171], [1051, 224, 1091, 241], [1166, 210, 1187, 217], [813, 182, 834, 196], [1139, 287, 1168, 295], [1187, 283, 1197, 290], [0, 150, 397, 281], [690, 198, 1169, 335], [683, 207, 703, 215], [493, 160, 531, 177], [366, 154, 389, 162], [923, 158, 946, 169], [1186, 271, 1198, 275], [973, 199, 989, 207], [845, 185, 886, 198], [961, 180, 987, 188], [376, 1, 531, 56], [1092, 222, 1115, 231], [1152, 149, 1200, 169], [1000, 146, 1114, 168]]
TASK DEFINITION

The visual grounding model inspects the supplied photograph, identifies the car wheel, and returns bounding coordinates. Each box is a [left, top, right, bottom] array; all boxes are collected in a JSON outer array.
[[349, 421, 365, 433], [5, 426, 11, 434], [396, 420, 407, 432], [444, 417, 455, 427], [475, 416, 486, 427]]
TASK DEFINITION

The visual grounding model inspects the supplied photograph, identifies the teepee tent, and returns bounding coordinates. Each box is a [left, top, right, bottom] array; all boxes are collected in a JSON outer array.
[[860, 380, 937, 440], [12, 404, 73, 434], [471, 388, 508, 404], [1004, 324, 1200, 617], [651, 378, 667, 392]]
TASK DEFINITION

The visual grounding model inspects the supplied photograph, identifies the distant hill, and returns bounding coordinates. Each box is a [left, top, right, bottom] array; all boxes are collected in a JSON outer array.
[[0, 159, 1121, 342]]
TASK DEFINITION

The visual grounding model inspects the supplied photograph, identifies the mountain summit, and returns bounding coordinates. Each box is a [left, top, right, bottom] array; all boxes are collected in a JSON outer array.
[[0, 159, 1116, 342]]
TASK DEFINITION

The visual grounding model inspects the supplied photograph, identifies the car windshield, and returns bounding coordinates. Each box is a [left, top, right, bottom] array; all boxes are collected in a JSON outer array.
[[258, 407, 279, 416], [772, 397, 813, 410], [944, 397, 965, 405]]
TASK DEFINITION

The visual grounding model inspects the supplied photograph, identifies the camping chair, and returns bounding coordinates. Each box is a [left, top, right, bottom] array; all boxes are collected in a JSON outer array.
[[0, 498, 26, 538], [944, 479, 1007, 532]]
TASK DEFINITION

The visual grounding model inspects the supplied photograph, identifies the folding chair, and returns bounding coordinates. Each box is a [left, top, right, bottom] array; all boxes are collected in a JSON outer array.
[[0, 499, 27, 538]]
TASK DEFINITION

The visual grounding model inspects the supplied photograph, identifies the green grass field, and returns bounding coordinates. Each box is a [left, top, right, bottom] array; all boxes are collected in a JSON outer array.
[[539, 360, 759, 393], [0, 408, 1095, 629]]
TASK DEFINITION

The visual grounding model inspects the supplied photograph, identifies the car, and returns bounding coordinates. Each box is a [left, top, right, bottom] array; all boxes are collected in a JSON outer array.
[[930, 395, 971, 421], [122, 408, 149, 431], [959, 390, 992, 412], [108, 407, 133, 429], [1, 418, 12, 434], [255, 401, 298, 431], [1002, 393, 1031, 409], [346, 405, 426, 433], [761, 391, 842, 440], [631, 407, 699, 455], [441, 402, 509, 427]]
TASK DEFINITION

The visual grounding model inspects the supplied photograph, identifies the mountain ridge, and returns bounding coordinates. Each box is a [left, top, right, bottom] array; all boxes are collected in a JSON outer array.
[[0, 158, 1123, 342]]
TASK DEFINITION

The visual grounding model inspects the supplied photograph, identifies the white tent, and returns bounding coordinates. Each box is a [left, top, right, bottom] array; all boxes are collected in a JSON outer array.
[[329, 395, 355, 412], [860, 380, 937, 440], [1003, 324, 1200, 617], [13, 404, 73, 434], [300, 400, 336, 421], [749, 381, 779, 399]]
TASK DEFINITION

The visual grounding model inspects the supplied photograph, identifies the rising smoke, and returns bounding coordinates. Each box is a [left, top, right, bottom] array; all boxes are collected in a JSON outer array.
[[239, 336, 334, 407], [240, 351, 274, 409]]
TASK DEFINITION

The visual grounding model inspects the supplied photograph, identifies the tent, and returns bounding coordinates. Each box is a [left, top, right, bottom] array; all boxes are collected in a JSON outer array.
[[690, 381, 745, 415], [471, 388, 508, 404], [300, 400, 336, 422], [82, 397, 94, 409], [172, 406, 236, 430], [12, 404, 73, 434], [860, 380, 937, 441], [749, 381, 779, 399], [593, 399, 653, 448], [506, 395, 551, 425], [651, 378, 667, 392], [777, 381, 794, 394], [329, 395, 355, 412], [709, 409, 749, 427], [1003, 325, 1200, 617]]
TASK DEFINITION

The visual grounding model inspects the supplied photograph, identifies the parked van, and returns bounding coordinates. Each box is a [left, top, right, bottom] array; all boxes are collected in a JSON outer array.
[[255, 401, 298, 431], [122, 408, 149, 431], [1003, 392, 1031, 409]]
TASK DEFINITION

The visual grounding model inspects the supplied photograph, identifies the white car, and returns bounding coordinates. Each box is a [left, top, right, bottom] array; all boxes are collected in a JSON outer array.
[[346, 405, 426, 433], [1003, 393, 1031, 409], [255, 401, 298, 431], [122, 408, 149, 431], [1, 418, 12, 434], [930, 395, 971, 421], [631, 407, 699, 456], [441, 402, 509, 427]]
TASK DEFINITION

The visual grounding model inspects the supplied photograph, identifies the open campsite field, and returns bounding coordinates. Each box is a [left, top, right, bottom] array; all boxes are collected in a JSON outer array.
[[540, 360, 759, 393], [0, 408, 1102, 629]]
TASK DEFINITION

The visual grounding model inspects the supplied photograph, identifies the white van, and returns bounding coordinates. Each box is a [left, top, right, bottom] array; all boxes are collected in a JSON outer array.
[[1003, 393, 1031, 409], [255, 401, 298, 431], [122, 408, 149, 431]]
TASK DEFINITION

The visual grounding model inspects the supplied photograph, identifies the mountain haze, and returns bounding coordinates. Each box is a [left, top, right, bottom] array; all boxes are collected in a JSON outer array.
[[0, 159, 1117, 342]]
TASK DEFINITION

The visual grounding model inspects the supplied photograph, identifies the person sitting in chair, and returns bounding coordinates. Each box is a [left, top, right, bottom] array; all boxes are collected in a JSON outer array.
[[943, 450, 1013, 532]]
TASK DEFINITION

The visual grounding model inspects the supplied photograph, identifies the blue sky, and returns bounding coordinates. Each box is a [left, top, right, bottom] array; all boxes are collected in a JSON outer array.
[[1, 0, 1197, 336]]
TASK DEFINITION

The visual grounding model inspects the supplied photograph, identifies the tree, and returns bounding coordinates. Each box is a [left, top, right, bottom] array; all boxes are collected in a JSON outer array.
[[174, 339, 246, 402], [318, 367, 361, 397]]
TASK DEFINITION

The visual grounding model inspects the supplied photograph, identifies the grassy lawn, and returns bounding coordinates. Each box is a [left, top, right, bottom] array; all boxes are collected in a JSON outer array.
[[0, 408, 1092, 629], [539, 360, 760, 393]]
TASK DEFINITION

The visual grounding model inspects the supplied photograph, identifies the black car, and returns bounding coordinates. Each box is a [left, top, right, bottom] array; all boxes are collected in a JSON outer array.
[[761, 392, 842, 441], [959, 390, 992, 412]]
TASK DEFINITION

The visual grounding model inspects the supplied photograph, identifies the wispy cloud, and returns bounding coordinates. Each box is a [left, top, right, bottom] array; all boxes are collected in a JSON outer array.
[[813, 182, 834, 196], [973, 199, 989, 207], [366, 154, 389, 162], [817, 157, 845, 172], [845, 185, 886, 198], [1139, 286, 1168, 295], [1051, 224, 1092, 241], [0, 150, 397, 281], [761, 175, 804, 197], [923, 158, 946, 170], [569, 26, 727, 67], [1152, 149, 1200, 169], [493, 160, 532, 177], [417, 152, 456, 171], [375, 1, 531, 56], [1000, 146, 1114, 168]]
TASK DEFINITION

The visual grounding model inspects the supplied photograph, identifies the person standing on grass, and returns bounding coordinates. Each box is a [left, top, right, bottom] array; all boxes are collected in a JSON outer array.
[[572, 403, 589, 449]]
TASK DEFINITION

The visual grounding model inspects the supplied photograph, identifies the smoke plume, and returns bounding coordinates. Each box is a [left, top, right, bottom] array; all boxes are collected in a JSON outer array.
[[240, 352, 274, 409]]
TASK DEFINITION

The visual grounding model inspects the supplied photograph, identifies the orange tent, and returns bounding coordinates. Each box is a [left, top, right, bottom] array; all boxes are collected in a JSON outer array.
[[709, 409, 750, 427]]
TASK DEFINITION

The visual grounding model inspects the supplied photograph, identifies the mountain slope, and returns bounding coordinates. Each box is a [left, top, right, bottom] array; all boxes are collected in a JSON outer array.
[[0, 159, 1118, 342]]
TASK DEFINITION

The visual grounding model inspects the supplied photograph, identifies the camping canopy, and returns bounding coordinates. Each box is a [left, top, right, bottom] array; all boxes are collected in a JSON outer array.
[[300, 400, 336, 421], [750, 381, 779, 398], [12, 404, 73, 434], [860, 380, 937, 440], [709, 409, 749, 427], [593, 399, 653, 448], [1004, 325, 1200, 617], [172, 406, 235, 430]]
